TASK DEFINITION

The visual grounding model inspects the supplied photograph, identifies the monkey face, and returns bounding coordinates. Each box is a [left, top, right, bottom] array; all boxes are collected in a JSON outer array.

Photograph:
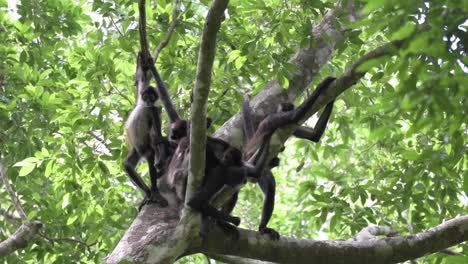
[[222, 148, 242, 167], [279, 102, 294, 112], [141, 87, 159, 106], [169, 120, 188, 142]]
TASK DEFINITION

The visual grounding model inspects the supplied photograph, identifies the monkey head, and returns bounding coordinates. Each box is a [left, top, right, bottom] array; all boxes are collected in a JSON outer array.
[[141, 86, 159, 107], [169, 120, 188, 142], [221, 147, 242, 167], [278, 102, 294, 112]]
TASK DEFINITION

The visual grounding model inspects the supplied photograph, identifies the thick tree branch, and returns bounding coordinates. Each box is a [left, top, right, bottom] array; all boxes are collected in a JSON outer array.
[[207, 253, 278, 264], [0, 221, 42, 257], [106, 204, 182, 263], [0, 162, 27, 221], [187, 0, 229, 198], [200, 215, 468, 264]]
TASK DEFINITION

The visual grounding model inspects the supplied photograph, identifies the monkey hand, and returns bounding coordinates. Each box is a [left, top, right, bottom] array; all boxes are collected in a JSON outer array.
[[259, 226, 280, 240]]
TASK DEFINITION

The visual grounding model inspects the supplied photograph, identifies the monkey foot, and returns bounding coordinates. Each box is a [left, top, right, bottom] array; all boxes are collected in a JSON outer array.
[[227, 215, 241, 226], [138, 193, 169, 211], [216, 220, 240, 240], [259, 227, 280, 240], [149, 191, 169, 207]]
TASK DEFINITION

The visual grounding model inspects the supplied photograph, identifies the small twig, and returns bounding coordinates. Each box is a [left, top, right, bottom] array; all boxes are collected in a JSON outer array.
[[38, 232, 95, 253], [0, 162, 27, 221], [109, 16, 124, 37], [152, 0, 180, 62], [88, 131, 107, 146], [0, 207, 21, 222]]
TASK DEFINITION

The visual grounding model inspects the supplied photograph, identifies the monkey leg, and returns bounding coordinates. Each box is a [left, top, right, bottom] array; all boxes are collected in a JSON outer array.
[[145, 150, 168, 207], [258, 171, 280, 240], [188, 178, 241, 226], [124, 149, 151, 196], [221, 191, 239, 215], [293, 100, 335, 142]]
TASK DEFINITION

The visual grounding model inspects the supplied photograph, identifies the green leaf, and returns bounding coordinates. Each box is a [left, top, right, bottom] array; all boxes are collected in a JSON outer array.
[[362, 0, 385, 14], [390, 22, 415, 40], [66, 214, 78, 225], [62, 193, 70, 209], [402, 150, 419, 161], [18, 163, 36, 176], [356, 56, 390, 73]]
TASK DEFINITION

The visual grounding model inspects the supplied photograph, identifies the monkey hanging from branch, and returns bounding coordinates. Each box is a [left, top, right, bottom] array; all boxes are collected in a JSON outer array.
[[123, 52, 169, 209], [214, 77, 337, 239]]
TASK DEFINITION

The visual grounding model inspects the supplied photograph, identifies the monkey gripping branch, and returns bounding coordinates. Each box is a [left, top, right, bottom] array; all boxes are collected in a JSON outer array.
[[106, 0, 468, 263]]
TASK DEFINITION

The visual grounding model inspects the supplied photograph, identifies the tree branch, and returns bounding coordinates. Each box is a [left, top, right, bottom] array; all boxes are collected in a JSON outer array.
[[200, 215, 468, 264], [0, 207, 21, 222], [138, 0, 151, 60], [0, 162, 27, 221], [106, 204, 201, 263], [207, 253, 278, 264], [38, 232, 95, 253], [186, 0, 229, 198], [152, 0, 180, 62], [0, 221, 42, 257]]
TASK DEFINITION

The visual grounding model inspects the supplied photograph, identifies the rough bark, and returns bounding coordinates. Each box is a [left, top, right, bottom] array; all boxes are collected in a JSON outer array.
[[188, 0, 230, 200], [200, 215, 468, 264], [105, 204, 201, 264], [0, 221, 42, 257]]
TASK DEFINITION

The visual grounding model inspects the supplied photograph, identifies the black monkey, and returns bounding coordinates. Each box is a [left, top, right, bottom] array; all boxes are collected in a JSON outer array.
[[243, 77, 336, 162], [223, 77, 336, 238], [187, 137, 269, 226], [123, 53, 168, 208]]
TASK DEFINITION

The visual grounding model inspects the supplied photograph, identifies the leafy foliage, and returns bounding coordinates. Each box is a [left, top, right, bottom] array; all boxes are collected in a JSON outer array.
[[0, 0, 466, 263]]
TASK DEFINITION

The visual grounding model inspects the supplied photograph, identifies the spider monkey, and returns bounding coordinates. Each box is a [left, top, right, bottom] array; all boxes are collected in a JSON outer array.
[[243, 77, 336, 162], [124, 53, 168, 208], [159, 115, 269, 228], [220, 77, 336, 239]]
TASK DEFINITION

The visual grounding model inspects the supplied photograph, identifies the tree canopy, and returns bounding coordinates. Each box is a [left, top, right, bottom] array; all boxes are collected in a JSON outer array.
[[0, 0, 466, 263]]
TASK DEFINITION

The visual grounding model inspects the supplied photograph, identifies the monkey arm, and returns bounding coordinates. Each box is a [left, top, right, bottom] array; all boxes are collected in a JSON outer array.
[[147, 63, 181, 123], [242, 98, 255, 143], [292, 100, 334, 142]]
